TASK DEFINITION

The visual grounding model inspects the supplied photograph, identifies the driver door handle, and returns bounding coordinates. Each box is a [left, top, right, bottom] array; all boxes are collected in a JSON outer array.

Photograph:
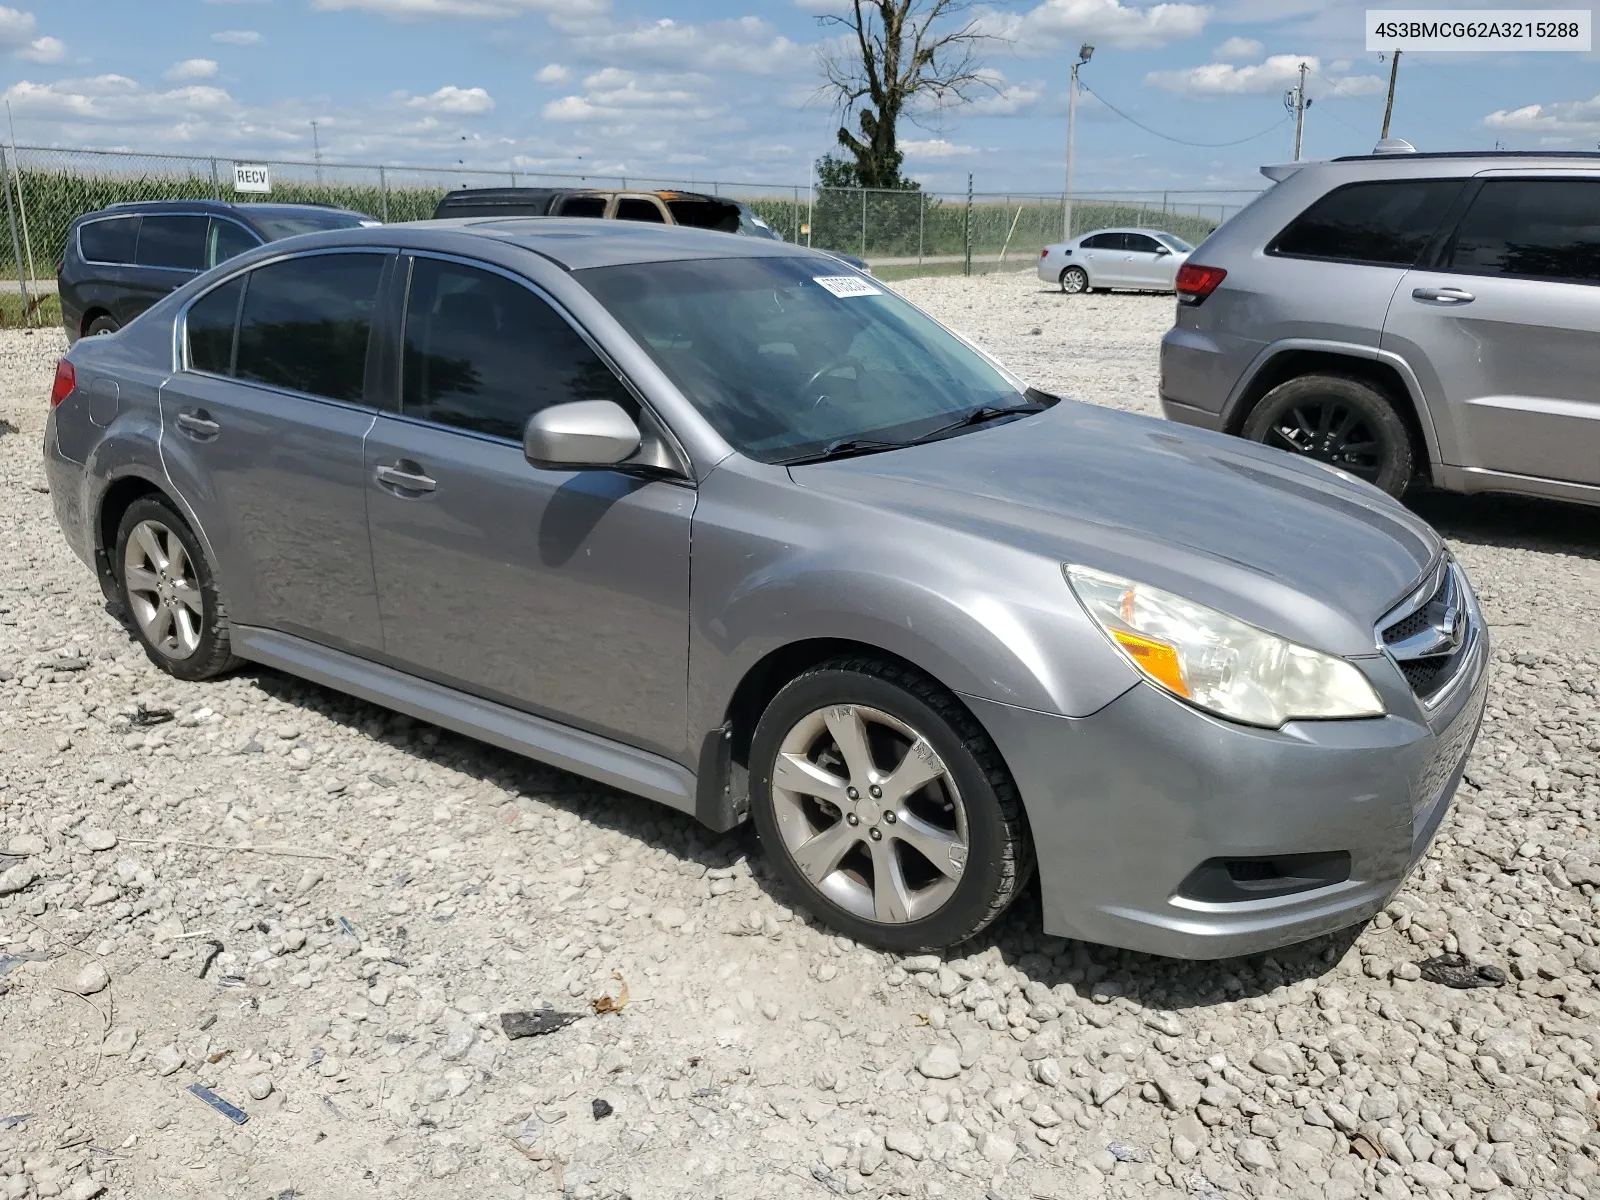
[[375, 463, 437, 493], [1412, 286, 1475, 305]]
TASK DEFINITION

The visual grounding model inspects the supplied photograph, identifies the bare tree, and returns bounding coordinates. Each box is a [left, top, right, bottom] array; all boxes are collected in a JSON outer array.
[[817, 0, 993, 189]]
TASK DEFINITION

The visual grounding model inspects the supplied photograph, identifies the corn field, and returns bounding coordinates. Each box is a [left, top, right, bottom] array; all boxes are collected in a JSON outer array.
[[0, 145, 1262, 285]]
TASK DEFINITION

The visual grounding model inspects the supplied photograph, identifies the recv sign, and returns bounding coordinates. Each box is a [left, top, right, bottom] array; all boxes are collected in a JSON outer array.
[[233, 163, 271, 194]]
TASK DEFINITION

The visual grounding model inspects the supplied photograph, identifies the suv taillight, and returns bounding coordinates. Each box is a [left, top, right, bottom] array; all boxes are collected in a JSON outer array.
[[1175, 263, 1227, 305], [50, 359, 75, 408]]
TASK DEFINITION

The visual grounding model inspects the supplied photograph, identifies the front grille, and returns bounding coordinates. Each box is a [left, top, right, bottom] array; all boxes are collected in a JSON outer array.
[[1378, 560, 1474, 704]]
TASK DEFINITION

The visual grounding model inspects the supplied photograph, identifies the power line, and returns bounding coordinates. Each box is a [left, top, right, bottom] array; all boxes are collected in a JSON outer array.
[[1078, 82, 1293, 148], [1306, 67, 1383, 109], [1304, 70, 1382, 139]]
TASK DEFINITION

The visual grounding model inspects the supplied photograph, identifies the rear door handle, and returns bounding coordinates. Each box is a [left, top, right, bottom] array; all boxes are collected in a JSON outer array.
[[1412, 286, 1475, 305], [176, 410, 220, 437], [375, 463, 437, 494]]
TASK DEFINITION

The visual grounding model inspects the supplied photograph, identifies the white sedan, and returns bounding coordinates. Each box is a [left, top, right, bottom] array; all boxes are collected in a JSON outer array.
[[1037, 227, 1193, 295]]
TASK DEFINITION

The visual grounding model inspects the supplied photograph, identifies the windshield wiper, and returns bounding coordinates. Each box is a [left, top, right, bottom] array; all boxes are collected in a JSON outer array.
[[905, 401, 1048, 446], [780, 437, 909, 466]]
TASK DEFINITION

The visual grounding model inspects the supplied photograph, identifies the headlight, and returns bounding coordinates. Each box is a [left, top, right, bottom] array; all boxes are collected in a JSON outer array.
[[1065, 565, 1384, 728]]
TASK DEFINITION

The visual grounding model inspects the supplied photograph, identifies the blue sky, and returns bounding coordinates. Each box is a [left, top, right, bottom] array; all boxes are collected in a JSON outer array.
[[0, 1, 1597, 199]]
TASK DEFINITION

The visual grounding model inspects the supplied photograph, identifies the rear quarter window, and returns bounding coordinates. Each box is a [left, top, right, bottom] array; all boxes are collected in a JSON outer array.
[[78, 216, 140, 265], [1267, 179, 1464, 267]]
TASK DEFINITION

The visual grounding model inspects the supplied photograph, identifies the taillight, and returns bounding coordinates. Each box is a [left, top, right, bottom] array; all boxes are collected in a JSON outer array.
[[1040, 248, 1049, 258], [1175, 263, 1227, 305], [50, 359, 75, 408]]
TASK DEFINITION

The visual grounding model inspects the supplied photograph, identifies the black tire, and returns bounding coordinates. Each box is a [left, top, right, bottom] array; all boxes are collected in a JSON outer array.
[[1241, 374, 1415, 498], [86, 315, 119, 337], [1059, 266, 1088, 295], [750, 656, 1033, 952], [114, 497, 240, 681]]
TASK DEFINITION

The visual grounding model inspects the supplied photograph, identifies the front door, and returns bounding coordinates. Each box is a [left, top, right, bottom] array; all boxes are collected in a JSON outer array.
[[1384, 176, 1600, 486], [364, 254, 693, 758], [1121, 232, 1170, 289], [158, 250, 391, 652]]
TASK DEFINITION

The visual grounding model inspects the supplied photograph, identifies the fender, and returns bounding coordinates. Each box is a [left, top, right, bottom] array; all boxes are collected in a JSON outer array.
[[1222, 338, 1445, 468]]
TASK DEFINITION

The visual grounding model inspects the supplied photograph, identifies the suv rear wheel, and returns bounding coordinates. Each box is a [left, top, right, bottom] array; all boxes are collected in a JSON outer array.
[[1242, 374, 1414, 498]]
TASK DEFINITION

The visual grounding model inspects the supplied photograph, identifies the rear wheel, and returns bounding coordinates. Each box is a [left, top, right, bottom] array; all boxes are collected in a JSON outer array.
[[86, 315, 119, 337], [1241, 374, 1415, 498], [1059, 266, 1088, 295], [115, 497, 240, 681], [750, 657, 1032, 952]]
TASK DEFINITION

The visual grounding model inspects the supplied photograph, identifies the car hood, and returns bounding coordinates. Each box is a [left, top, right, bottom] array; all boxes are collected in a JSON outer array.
[[787, 400, 1442, 657]]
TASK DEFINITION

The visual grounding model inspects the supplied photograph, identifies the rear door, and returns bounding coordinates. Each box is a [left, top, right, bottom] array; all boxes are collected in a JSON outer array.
[[1384, 175, 1600, 486], [126, 214, 207, 323], [158, 250, 391, 653], [1076, 233, 1124, 286]]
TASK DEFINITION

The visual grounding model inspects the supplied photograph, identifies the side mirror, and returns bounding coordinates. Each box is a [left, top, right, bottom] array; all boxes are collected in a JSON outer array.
[[523, 400, 641, 470], [1155, 246, 1171, 257]]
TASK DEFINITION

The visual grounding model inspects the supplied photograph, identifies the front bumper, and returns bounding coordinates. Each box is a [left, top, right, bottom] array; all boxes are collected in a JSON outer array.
[[965, 631, 1489, 960]]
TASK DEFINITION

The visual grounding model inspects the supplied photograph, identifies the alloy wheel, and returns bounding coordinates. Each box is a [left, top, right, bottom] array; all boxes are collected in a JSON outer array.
[[122, 519, 204, 660], [770, 703, 969, 924], [1263, 400, 1383, 481], [1060, 267, 1087, 295]]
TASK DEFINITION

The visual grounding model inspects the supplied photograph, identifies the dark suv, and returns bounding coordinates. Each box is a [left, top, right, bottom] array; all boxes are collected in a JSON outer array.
[[59, 200, 378, 342]]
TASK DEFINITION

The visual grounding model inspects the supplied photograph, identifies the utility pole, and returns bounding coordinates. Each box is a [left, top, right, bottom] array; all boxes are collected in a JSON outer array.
[[1380, 51, 1401, 140], [1063, 43, 1093, 241], [1284, 63, 1312, 161], [311, 120, 322, 183]]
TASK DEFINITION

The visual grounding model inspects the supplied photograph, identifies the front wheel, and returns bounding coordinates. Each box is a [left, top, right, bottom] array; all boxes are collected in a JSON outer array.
[[750, 657, 1033, 952], [1241, 374, 1415, 498], [1059, 266, 1088, 295]]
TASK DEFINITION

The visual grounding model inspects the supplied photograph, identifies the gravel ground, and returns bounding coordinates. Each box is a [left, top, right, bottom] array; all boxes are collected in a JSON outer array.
[[2, 272, 1600, 1200]]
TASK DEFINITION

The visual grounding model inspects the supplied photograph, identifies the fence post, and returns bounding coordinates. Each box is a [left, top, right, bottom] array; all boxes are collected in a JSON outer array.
[[964, 175, 973, 277], [210, 158, 221, 200], [0, 147, 30, 328], [379, 166, 389, 223], [917, 190, 924, 266], [859, 188, 866, 259]]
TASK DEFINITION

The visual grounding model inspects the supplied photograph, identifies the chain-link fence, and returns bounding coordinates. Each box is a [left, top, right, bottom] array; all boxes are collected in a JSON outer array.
[[0, 143, 1263, 322]]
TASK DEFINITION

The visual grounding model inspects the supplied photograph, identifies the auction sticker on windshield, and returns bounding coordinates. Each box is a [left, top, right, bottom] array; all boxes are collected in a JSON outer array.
[[814, 276, 882, 298]]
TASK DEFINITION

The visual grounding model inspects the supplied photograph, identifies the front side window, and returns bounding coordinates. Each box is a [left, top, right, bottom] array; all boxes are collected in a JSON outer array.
[[135, 215, 208, 271], [1125, 234, 1166, 255], [234, 253, 385, 403], [615, 198, 666, 223], [579, 255, 1027, 464], [186, 276, 244, 376], [1446, 178, 1600, 283], [557, 196, 607, 218], [401, 257, 636, 442], [1269, 179, 1463, 267], [79, 216, 140, 265], [207, 218, 261, 268]]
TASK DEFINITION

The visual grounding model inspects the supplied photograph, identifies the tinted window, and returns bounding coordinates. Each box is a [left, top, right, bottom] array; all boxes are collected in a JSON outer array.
[[558, 196, 606, 218], [1080, 232, 1120, 249], [668, 198, 740, 233], [78, 216, 139, 265], [402, 257, 636, 441], [235, 253, 384, 402], [186, 277, 244, 376], [615, 198, 666, 223], [135, 215, 207, 270], [1125, 234, 1165, 254], [1447, 178, 1600, 283], [579, 255, 1028, 464], [1271, 179, 1462, 266], [207, 218, 260, 268]]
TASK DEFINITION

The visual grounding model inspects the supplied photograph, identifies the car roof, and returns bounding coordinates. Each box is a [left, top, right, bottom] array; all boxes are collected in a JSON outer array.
[[1075, 227, 1182, 238], [1263, 150, 1600, 181], [437, 186, 726, 205], [90, 199, 363, 219], [278, 216, 817, 271]]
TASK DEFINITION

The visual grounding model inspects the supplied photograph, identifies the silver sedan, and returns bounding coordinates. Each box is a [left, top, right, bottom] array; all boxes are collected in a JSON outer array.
[[1039, 227, 1192, 294]]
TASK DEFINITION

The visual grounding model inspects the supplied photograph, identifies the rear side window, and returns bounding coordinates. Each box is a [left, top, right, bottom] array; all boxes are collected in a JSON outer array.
[[207, 218, 260, 268], [186, 277, 244, 376], [78, 216, 139, 265], [615, 198, 666, 223], [1269, 179, 1462, 266], [135, 215, 208, 271], [1446, 178, 1600, 283], [557, 196, 607, 218], [1080, 232, 1121, 250], [668, 199, 740, 233], [235, 253, 385, 403], [401, 257, 637, 442]]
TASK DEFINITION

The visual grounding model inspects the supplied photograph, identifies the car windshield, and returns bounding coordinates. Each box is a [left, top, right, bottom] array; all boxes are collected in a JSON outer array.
[[737, 207, 784, 241], [241, 208, 376, 239], [579, 255, 1026, 463], [1154, 232, 1194, 253]]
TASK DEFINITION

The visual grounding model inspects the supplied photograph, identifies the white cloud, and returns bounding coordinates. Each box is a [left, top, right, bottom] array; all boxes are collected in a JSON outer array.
[[165, 58, 219, 81], [1486, 95, 1600, 136], [19, 33, 62, 62], [563, 16, 806, 75], [211, 29, 262, 44], [2, 75, 237, 122], [902, 138, 974, 158], [543, 68, 722, 122], [1212, 35, 1261, 60], [407, 84, 494, 114], [0, 5, 36, 46], [535, 63, 570, 84], [311, 0, 603, 18], [982, 0, 1211, 53], [1146, 53, 1386, 98]]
